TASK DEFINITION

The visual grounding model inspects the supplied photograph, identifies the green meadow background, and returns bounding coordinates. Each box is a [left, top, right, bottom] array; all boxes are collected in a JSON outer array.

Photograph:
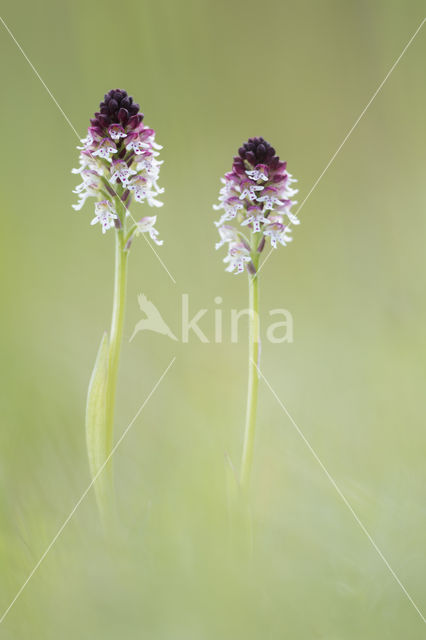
[[1, 0, 425, 637]]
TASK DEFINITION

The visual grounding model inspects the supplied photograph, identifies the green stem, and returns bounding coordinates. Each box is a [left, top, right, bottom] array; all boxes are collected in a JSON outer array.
[[239, 245, 260, 491], [105, 227, 129, 466]]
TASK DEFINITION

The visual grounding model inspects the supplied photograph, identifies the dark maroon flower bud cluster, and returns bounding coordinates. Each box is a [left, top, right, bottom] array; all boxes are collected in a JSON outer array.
[[90, 89, 143, 131], [237, 137, 279, 168]]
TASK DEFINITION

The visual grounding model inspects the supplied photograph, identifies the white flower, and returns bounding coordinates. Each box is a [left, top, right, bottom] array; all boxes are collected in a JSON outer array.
[[213, 197, 244, 227], [72, 172, 103, 211], [284, 210, 300, 225], [146, 193, 164, 208], [256, 193, 282, 210], [77, 130, 101, 150], [246, 167, 268, 181], [92, 138, 118, 162], [215, 225, 239, 250], [127, 175, 164, 207], [90, 200, 118, 234], [127, 175, 148, 203], [92, 138, 117, 162], [263, 221, 293, 248], [135, 216, 163, 245], [239, 183, 264, 202], [108, 124, 127, 141], [110, 160, 136, 186], [281, 174, 299, 198], [241, 206, 268, 233], [223, 242, 251, 274], [72, 153, 98, 175], [126, 139, 151, 155], [135, 155, 163, 179]]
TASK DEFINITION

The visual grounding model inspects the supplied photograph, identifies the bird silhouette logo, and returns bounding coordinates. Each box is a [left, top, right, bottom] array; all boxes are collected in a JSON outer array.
[[129, 294, 178, 342]]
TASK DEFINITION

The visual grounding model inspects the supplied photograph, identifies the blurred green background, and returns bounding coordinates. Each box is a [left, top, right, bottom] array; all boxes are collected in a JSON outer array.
[[1, 0, 425, 637]]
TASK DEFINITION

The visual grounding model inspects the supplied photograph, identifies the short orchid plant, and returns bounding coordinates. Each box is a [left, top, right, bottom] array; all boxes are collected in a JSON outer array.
[[214, 137, 299, 490]]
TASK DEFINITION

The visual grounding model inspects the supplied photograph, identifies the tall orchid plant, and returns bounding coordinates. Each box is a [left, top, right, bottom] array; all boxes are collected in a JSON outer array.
[[72, 89, 164, 516]]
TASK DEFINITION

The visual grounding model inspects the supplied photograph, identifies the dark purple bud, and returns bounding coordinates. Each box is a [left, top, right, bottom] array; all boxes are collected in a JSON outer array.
[[97, 113, 109, 128], [256, 144, 266, 161], [247, 261, 257, 275], [89, 126, 103, 138], [105, 183, 116, 197], [114, 217, 122, 229], [121, 98, 131, 110], [272, 174, 285, 183], [233, 160, 245, 176], [118, 108, 129, 124], [108, 99, 118, 113]]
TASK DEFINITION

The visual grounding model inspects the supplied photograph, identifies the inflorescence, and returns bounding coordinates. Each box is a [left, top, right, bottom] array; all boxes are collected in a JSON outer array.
[[214, 137, 299, 273], [72, 89, 164, 242]]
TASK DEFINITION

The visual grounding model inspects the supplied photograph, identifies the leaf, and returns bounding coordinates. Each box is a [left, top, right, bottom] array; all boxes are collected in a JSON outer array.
[[85, 332, 110, 511]]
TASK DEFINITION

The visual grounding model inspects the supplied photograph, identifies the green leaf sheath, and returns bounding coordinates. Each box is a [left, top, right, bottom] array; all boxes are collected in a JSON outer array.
[[85, 331, 110, 514]]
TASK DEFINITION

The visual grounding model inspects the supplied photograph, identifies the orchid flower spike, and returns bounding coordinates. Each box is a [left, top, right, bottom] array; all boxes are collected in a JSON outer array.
[[214, 137, 299, 274], [72, 88, 164, 245]]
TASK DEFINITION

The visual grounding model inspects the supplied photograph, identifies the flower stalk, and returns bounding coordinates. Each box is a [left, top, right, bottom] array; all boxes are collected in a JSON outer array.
[[240, 246, 260, 491], [105, 224, 128, 458]]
